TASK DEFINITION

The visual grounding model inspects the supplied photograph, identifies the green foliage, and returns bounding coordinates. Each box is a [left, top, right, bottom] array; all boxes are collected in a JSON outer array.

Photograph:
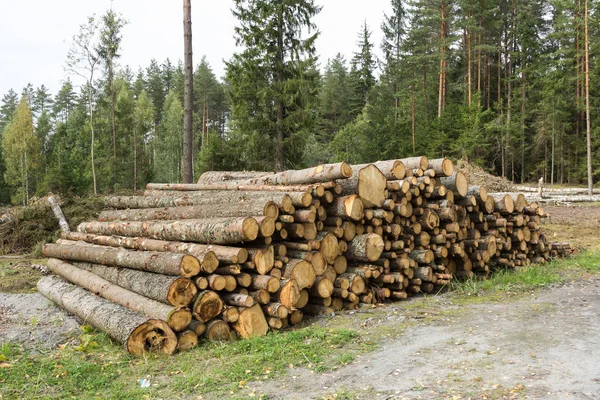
[[226, 0, 321, 170], [154, 91, 183, 183], [1, 97, 41, 205]]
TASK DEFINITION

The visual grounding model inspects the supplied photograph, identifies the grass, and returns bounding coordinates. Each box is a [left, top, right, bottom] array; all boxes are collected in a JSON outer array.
[[0, 258, 46, 293], [451, 251, 600, 297], [0, 325, 373, 399]]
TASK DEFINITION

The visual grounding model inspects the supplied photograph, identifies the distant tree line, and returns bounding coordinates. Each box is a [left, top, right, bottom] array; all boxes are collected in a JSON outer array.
[[1, 0, 598, 205]]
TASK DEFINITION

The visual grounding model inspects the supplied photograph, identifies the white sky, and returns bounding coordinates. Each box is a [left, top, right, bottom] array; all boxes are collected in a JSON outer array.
[[0, 0, 390, 97]]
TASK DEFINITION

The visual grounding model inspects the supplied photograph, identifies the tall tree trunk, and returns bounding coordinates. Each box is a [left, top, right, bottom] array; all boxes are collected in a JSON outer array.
[[111, 59, 117, 190], [423, 64, 429, 123], [411, 67, 416, 153], [438, 0, 446, 119], [89, 90, 97, 195], [275, 5, 285, 171], [467, 16, 472, 106], [585, 0, 593, 194], [182, 0, 194, 183], [133, 125, 137, 192], [520, 64, 526, 183]]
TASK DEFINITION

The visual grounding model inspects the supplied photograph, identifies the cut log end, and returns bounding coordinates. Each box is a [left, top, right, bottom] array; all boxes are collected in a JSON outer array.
[[168, 277, 198, 307], [180, 255, 202, 277], [340, 161, 353, 178], [242, 217, 260, 241], [127, 319, 178, 356], [345, 194, 364, 221], [193, 290, 224, 322], [167, 307, 193, 331]]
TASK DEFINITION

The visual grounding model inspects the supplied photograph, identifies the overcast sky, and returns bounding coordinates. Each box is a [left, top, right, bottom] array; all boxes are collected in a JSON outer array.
[[0, 0, 391, 97]]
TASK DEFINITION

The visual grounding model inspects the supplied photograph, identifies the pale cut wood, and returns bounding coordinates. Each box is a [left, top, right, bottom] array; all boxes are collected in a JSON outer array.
[[46, 259, 192, 331], [283, 259, 316, 290], [60, 232, 220, 273], [262, 303, 289, 319], [233, 304, 269, 339], [308, 277, 334, 298], [242, 162, 353, 185], [71, 261, 197, 308], [43, 242, 200, 277], [467, 185, 488, 202], [177, 330, 198, 351], [427, 158, 455, 177], [188, 320, 206, 336], [325, 194, 364, 221], [346, 234, 384, 262], [401, 156, 429, 170], [354, 160, 406, 180], [275, 279, 300, 309], [438, 171, 468, 197], [337, 165, 387, 208], [205, 319, 231, 341], [48, 195, 70, 232], [37, 275, 177, 356], [77, 217, 259, 245], [222, 293, 254, 307]]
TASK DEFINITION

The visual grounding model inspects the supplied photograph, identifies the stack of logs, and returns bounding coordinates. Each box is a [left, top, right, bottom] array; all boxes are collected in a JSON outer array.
[[37, 157, 571, 356]]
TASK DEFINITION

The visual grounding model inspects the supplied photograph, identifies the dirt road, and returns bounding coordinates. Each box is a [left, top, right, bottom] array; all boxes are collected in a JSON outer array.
[[242, 277, 600, 399]]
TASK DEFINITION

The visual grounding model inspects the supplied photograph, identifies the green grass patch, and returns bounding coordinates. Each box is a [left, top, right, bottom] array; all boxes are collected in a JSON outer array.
[[0, 325, 370, 399], [451, 251, 600, 297], [0, 259, 45, 293]]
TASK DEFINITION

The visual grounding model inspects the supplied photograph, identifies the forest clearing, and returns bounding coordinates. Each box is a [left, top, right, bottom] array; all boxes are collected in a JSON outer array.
[[1, 158, 599, 399], [2, 0, 600, 398]]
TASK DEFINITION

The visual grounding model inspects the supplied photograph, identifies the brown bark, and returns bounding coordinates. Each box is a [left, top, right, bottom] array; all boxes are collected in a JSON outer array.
[[37, 275, 177, 356], [77, 217, 259, 245], [46, 258, 191, 331], [70, 261, 196, 307], [346, 234, 384, 262], [99, 202, 279, 222], [325, 194, 364, 221], [43, 242, 200, 277], [182, 0, 194, 183], [60, 231, 225, 271], [105, 192, 295, 213]]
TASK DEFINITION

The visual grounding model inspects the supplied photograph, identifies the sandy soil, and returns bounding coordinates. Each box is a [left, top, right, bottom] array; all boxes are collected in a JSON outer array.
[[242, 277, 600, 399]]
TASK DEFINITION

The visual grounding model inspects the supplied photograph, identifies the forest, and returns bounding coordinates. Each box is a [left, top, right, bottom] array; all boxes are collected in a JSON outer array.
[[0, 0, 598, 205]]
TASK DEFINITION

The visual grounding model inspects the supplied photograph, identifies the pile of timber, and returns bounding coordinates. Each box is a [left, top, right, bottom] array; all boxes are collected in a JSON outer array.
[[38, 158, 572, 356]]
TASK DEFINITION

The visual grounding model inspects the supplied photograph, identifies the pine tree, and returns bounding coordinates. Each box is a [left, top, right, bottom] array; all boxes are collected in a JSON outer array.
[[154, 91, 183, 183], [133, 90, 154, 190], [348, 22, 377, 116], [226, 0, 321, 170], [97, 8, 127, 189]]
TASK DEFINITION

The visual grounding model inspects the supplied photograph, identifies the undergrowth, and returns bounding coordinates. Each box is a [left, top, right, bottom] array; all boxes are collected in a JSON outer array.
[[0, 196, 103, 256]]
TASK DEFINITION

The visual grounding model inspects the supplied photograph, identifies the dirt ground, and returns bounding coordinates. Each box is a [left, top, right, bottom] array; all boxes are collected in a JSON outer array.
[[242, 276, 600, 399], [1, 203, 600, 399]]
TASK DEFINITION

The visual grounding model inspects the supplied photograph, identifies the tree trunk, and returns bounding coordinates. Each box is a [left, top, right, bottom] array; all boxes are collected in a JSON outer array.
[[69, 260, 197, 307], [337, 164, 386, 208], [282, 259, 315, 290], [437, 171, 468, 197], [234, 304, 269, 339], [48, 195, 70, 232], [428, 158, 455, 177], [182, 0, 194, 183], [77, 217, 260, 245], [106, 191, 300, 212], [47, 258, 191, 331], [61, 231, 223, 271], [145, 182, 337, 195], [37, 275, 177, 356], [192, 290, 224, 322], [325, 194, 364, 221], [585, 0, 593, 195], [99, 202, 279, 222], [44, 242, 201, 277], [346, 234, 384, 262], [354, 160, 406, 180]]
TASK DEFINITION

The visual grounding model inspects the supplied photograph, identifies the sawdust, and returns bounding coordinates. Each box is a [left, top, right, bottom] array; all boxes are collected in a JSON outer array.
[[457, 157, 515, 192]]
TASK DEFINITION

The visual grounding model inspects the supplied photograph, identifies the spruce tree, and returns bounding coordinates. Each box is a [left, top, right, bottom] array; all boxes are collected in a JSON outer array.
[[226, 0, 321, 170]]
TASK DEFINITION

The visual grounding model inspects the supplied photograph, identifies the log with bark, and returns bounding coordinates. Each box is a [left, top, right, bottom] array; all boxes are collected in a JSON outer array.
[[337, 164, 387, 208], [48, 195, 70, 232], [60, 232, 220, 272], [46, 258, 192, 331], [43, 242, 201, 277], [37, 275, 178, 356], [77, 217, 260, 245]]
